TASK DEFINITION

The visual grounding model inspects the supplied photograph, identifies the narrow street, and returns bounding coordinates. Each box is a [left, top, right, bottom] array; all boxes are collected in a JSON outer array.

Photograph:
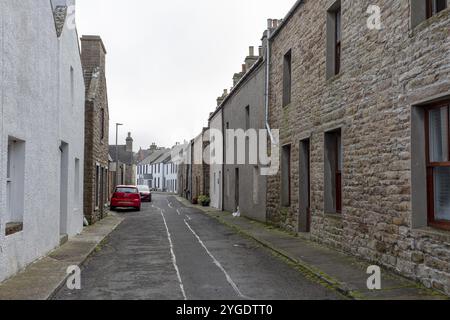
[[54, 194, 340, 300]]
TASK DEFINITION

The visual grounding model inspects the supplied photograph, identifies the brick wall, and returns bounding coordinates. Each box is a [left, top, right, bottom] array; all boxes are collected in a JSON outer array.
[[267, 0, 450, 294]]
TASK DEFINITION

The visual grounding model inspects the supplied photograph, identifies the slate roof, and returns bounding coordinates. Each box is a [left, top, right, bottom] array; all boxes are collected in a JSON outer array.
[[138, 149, 170, 166], [109, 145, 135, 165]]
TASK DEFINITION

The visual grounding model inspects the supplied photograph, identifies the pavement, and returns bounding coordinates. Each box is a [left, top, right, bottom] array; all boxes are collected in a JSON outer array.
[[0, 213, 124, 300], [176, 196, 448, 300], [53, 194, 341, 300]]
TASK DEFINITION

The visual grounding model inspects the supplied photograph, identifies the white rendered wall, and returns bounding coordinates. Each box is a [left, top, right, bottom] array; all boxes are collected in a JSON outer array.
[[0, 0, 84, 282]]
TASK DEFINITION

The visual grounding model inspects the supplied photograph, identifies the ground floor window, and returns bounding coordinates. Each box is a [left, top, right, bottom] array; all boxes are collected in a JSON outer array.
[[425, 102, 450, 230], [324, 129, 342, 214]]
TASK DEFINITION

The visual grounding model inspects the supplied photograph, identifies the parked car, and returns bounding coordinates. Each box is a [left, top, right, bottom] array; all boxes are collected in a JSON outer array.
[[110, 186, 141, 211], [137, 185, 152, 202]]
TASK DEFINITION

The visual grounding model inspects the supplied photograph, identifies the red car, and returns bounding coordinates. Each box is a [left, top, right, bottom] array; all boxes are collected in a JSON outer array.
[[110, 186, 141, 211], [137, 185, 152, 202]]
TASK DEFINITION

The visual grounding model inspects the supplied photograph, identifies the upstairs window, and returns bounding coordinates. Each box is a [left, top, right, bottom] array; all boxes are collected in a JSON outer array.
[[326, 1, 342, 79], [100, 108, 105, 140], [283, 50, 292, 107], [425, 102, 450, 230]]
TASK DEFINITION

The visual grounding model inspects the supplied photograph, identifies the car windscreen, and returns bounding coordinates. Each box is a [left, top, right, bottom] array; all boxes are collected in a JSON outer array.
[[138, 186, 150, 192], [115, 187, 138, 194]]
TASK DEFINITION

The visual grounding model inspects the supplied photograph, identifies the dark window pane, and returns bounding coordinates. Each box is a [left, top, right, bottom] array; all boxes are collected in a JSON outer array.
[[429, 107, 449, 162], [336, 9, 341, 42], [433, 167, 450, 221], [436, 0, 447, 13]]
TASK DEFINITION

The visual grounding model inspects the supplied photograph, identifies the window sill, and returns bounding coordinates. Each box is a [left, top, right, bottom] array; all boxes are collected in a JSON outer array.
[[414, 226, 450, 241], [6, 222, 23, 236], [326, 71, 343, 83], [410, 8, 450, 35], [324, 212, 343, 220]]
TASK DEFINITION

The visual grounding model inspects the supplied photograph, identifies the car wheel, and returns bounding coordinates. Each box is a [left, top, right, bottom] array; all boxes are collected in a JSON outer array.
[[136, 207, 141, 212], [110, 206, 116, 211]]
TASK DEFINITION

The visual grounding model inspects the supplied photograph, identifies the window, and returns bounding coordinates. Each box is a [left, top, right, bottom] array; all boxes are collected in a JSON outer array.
[[74, 158, 80, 203], [412, 0, 447, 28], [324, 129, 343, 214], [283, 50, 292, 107], [327, 1, 342, 79], [100, 108, 105, 140], [427, 0, 447, 18], [6, 137, 25, 235], [281, 144, 291, 207], [245, 106, 250, 130], [70, 66, 74, 108], [335, 8, 341, 75], [253, 167, 259, 205], [299, 139, 311, 232], [426, 103, 450, 229], [95, 165, 100, 208]]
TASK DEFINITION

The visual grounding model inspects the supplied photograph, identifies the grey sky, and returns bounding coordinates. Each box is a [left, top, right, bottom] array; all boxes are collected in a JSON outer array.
[[76, 0, 295, 151]]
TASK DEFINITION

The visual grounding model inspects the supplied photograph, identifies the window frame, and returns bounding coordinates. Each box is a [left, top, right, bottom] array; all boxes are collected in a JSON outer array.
[[425, 100, 450, 230], [334, 7, 341, 75], [100, 108, 105, 140], [281, 144, 292, 207], [426, 0, 447, 19], [282, 50, 292, 107]]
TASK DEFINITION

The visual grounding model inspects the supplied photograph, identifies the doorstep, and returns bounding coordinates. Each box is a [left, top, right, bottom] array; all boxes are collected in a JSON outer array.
[[0, 213, 124, 300], [175, 196, 448, 300]]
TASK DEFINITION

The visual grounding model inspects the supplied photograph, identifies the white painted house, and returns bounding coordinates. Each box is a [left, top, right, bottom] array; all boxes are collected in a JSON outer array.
[[0, 0, 85, 283], [136, 147, 179, 193]]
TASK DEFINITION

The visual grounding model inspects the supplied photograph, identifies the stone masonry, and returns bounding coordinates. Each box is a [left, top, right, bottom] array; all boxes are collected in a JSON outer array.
[[192, 128, 210, 201], [267, 0, 450, 294], [81, 35, 110, 225]]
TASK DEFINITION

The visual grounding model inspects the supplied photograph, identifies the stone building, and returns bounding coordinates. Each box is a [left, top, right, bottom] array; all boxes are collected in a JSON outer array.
[[191, 128, 210, 201], [266, 0, 450, 294], [110, 132, 136, 186], [178, 141, 193, 200], [0, 0, 85, 282], [219, 45, 267, 222], [81, 35, 110, 225]]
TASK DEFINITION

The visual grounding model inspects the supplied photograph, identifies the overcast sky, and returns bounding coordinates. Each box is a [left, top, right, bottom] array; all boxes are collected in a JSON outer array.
[[76, 0, 295, 151]]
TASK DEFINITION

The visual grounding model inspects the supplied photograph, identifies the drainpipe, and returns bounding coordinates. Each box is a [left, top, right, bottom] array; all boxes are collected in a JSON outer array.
[[265, 20, 277, 145], [221, 107, 225, 211]]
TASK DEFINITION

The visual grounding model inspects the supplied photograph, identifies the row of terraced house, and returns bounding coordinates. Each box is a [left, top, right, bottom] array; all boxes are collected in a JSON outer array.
[[178, 0, 450, 295], [0, 0, 126, 283]]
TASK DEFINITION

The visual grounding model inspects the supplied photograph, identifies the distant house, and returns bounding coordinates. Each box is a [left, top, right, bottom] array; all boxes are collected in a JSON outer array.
[[137, 146, 179, 192], [109, 132, 136, 186], [136, 147, 169, 187], [0, 0, 85, 282]]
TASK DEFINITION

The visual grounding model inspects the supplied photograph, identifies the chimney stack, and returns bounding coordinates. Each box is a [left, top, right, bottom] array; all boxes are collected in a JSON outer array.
[[80, 35, 107, 89], [245, 46, 259, 70], [216, 89, 228, 107], [126, 132, 133, 153]]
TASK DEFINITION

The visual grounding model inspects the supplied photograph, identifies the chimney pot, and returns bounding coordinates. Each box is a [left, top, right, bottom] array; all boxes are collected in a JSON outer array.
[[258, 46, 263, 57], [242, 64, 247, 73], [249, 46, 254, 56], [267, 19, 273, 29], [273, 20, 278, 28]]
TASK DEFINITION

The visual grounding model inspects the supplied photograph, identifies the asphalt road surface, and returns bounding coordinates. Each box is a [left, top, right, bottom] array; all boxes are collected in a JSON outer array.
[[54, 194, 340, 300]]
